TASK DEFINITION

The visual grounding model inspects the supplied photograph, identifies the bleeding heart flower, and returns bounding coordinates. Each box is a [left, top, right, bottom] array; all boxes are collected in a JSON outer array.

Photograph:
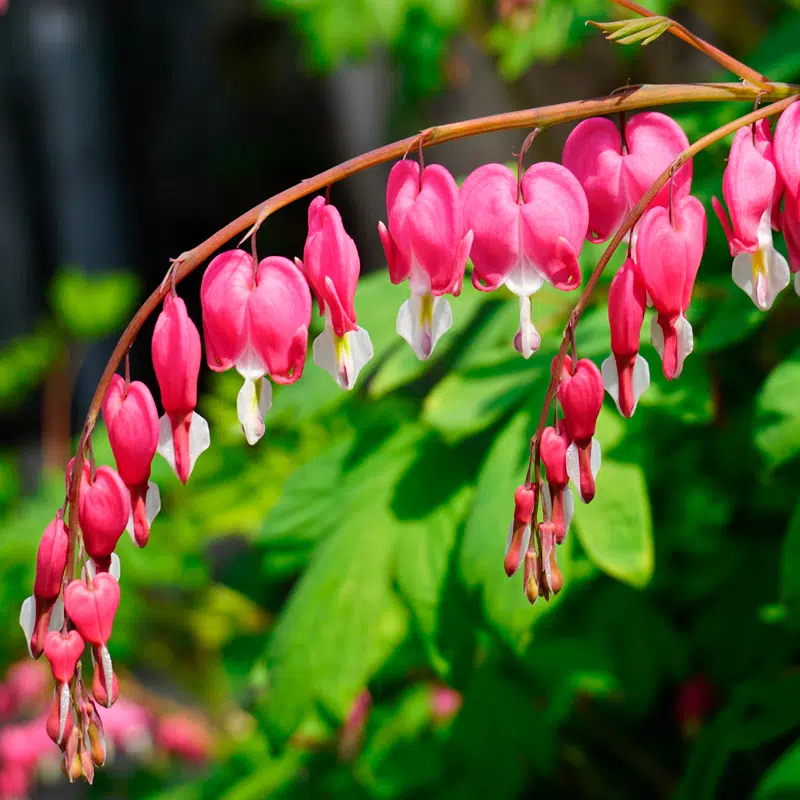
[[563, 112, 691, 242], [601, 258, 650, 417], [299, 196, 373, 389], [539, 425, 574, 543], [201, 250, 311, 445], [152, 291, 211, 483], [774, 100, 800, 201], [47, 694, 75, 748], [558, 357, 604, 504], [72, 462, 130, 568], [91, 644, 119, 709], [635, 195, 706, 380], [563, 112, 692, 243], [378, 160, 473, 360], [44, 630, 84, 686], [461, 162, 588, 357], [102, 374, 161, 548], [19, 512, 70, 658], [504, 483, 535, 577], [64, 574, 120, 648], [712, 123, 789, 310]]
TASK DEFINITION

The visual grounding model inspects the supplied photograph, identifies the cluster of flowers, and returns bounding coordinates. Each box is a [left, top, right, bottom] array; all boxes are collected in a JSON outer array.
[[0, 660, 211, 799], [500, 105, 800, 601], [17, 99, 800, 771]]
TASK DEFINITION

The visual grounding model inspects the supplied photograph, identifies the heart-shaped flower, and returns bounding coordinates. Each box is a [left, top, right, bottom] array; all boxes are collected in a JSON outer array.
[[44, 630, 85, 685], [76, 464, 130, 562], [64, 574, 120, 648]]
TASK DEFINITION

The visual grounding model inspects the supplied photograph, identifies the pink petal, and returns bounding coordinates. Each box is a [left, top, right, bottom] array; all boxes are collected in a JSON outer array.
[[774, 101, 800, 200]]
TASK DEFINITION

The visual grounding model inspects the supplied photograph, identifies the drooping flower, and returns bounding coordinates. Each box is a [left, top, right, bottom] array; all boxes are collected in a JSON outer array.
[[635, 195, 706, 380], [461, 162, 588, 357], [70, 461, 130, 572], [712, 122, 789, 310], [504, 483, 535, 577], [562, 112, 692, 242], [152, 291, 210, 483], [558, 357, 604, 504], [773, 101, 800, 295], [602, 257, 650, 417], [200, 249, 311, 445], [19, 512, 69, 658], [102, 374, 161, 548], [299, 196, 373, 389], [43, 630, 84, 746], [378, 160, 473, 360], [64, 574, 121, 710], [539, 425, 574, 543]]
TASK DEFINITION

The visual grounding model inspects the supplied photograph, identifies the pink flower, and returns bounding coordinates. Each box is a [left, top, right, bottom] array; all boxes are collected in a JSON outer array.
[[201, 250, 311, 445], [539, 425, 574, 543], [712, 122, 789, 310], [299, 197, 373, 389], [19, 513, 69, 658], [378, 160, 473, 360], [44, 630, 84, 744], [504, 483, 535, 577], [558, 357, 604, 503], [64, 574, 120, 709], [152, 291, 210, 484], [562, 112, 692, 242], [430, 685, 462, 722], [601, 258, 649, 417], [773, 101, 800, 295], [461, 162, 588, 357], [102, 374, 161, 548], [101, 698, 153, 755], [635, 196, 706, 380], [156, 713, 213, 763], [74, 462, 130, 571]]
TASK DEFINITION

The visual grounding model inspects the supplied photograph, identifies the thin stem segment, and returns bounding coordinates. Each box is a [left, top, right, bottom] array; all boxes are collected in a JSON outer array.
[[610, 0, 772, 90], [64, 81, 799, 584]]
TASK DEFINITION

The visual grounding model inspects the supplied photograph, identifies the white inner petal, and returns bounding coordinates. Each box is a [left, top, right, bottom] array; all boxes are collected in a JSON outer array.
[[19, 596, 35, 657], [514, 295, 541, 359], [313, 315, 374, 391], [235, 344, 267, 382], [100, 645, 114, 707], [601, 354, 620, 412], [156, 413, 176, 475], [562, 486, 575, 539], [236, 377, 272, 446], [59, 682, 71, 744], [541, 482, 552, 519], [188, 412, 211, 476], [649, 315, 664, 359], [49, 597, 65, 633], [396, 292, 453, 361], [109, 553, 121, 582], [505, 258, 545, 298], [674, 314, 694, 378]]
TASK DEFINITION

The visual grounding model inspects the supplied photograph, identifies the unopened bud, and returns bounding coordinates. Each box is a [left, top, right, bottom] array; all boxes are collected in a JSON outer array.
[[513, 483, 536, 526], [88, 720, 107, 767], [80, 741, 95, 784], [523, 550, 539, 604], [548, 550, 564, 595], [91, 645, 119, 708], [62, 728, 82, 782], [504, 521, 530, 578]]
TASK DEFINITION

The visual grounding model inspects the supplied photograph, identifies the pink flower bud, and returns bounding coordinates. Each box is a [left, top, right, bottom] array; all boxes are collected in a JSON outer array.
[[378, 160, 473, 360], [102, 374, 160, 547], [559, 359, 604, 504], [47, 695, 75, 748], [44, 630, 84, 686], [300, 197, 373, 389], [504, 484, 536, 578], [540, 426, 573, 543], [77, 465, 130, 563], [602, 258, 649, 418], [563, 112, 691, 243], [712, 122, 788, 310], [34, 512, 69, 601], [64, 574, 120, 648], [635, 196, 706, 380], [152, 291, 210, 484], [201, 250, 311, 445], [461, 162, 588, 358], [91, 645, 119, 709]]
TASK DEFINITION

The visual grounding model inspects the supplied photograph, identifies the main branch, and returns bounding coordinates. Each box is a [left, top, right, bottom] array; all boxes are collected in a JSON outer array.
[[65, 81, 798, 579]]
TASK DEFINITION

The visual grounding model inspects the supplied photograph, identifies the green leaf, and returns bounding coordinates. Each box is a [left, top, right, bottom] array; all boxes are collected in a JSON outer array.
[[0, 325, 61, 407], [573, 459, 653, 588], [256, 509, 409, 744], [50, 267, 140, 340], [754, 738, 800, 800], [695, 279, 769, 353], [780, 499, 800, 618], [755, 347, 800, 470]]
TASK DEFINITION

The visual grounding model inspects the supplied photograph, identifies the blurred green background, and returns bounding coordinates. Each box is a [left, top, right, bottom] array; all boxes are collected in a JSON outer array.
[[2, 0, 800, 798]]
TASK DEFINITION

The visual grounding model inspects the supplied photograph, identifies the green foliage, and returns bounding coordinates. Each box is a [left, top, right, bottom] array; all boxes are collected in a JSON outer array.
[[50, 266, 141, 340]]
